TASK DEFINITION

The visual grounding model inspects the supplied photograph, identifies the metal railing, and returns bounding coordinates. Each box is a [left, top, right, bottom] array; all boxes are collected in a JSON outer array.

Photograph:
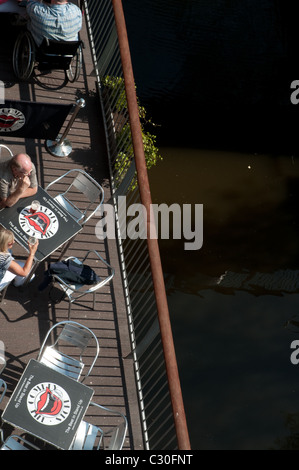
[[83, 0, 191, 450]]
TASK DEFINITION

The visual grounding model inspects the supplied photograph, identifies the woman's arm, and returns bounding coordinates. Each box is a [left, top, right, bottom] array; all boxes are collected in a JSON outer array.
[[7, 241, 39, 278]]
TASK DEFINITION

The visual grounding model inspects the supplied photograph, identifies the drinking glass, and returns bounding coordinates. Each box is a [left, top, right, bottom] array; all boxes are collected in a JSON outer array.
[[30, 200, 40, 214], [28, 236, 37, 246]]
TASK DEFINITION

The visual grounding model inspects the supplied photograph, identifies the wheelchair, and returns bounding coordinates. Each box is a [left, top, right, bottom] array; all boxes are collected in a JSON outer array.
[[12, 30, 83, 90]]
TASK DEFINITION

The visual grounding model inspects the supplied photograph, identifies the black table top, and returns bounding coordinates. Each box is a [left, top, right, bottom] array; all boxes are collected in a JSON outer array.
[[2, 359, 94, 449], [0, 186, 82, 262]]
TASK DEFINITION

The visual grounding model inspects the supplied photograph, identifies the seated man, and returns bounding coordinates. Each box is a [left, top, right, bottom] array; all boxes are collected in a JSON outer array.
[[0, 153, 38, 208], [25, 0, 82, 47]]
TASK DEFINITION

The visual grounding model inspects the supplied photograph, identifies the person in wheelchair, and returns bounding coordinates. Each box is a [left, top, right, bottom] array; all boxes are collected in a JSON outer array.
[[13, 0, 83, 88], [24, 0, 82, 47]]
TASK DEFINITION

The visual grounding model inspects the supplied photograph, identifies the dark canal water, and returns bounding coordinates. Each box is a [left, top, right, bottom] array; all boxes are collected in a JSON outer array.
[[123, 0, 299, 449]]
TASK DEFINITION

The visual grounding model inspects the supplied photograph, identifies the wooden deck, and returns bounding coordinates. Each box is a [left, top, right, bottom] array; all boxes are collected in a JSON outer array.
[[0, 12, 143, 450]]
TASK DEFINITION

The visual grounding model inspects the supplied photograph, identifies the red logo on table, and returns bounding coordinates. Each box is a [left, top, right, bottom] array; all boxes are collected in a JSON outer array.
[[27, 382, 71, 426], [19, 205, 59, 239], [35, 387, 63, 416], [25, 212, 51, 235], [0, 108, 25, 133]]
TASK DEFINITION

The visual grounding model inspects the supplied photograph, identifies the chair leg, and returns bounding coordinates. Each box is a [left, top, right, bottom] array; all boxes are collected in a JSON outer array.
[[0, 285, 9, 303], [68, 301, 72, 321], [58, 240, 71, 261], [58, 235, 78, 261]]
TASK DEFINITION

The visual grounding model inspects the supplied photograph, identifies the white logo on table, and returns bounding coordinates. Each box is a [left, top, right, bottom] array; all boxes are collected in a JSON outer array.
[[19, 205, 59, 239], [0, 108, 25, 133], [27, 382, 71, 426]]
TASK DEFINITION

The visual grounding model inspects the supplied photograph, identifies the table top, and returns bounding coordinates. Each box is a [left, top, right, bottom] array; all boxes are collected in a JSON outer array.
[[2, 359, 94, 450], [0, 186, 82, 262]]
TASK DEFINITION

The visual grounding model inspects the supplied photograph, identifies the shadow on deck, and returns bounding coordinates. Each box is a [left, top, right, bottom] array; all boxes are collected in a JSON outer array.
[[0, 12, 143, 450]]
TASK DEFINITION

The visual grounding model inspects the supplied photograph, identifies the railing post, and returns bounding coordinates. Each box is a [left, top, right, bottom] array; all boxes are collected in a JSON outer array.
[[111, 0, 191, 450]]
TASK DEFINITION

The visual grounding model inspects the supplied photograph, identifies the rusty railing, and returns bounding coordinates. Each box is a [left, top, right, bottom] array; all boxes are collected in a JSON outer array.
[[83, 0, 191, 450]]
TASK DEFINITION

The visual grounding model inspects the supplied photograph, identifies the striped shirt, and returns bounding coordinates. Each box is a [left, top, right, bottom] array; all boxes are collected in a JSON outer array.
[[26, 1, 82, 47], [0, 252, 12, 283]]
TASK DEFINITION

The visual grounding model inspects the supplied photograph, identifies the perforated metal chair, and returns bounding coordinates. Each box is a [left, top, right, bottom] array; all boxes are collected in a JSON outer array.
[[37, 321, 100, 383], [0, 379, 7, 404], [0, 283, 10, 304], [45, 169, 104, 226], [0, 354, 5, 376], [45, 169, 105, 259], [70, 402, 128, 450], [50, 250, 114, 320], [0, 433, 40, 450], [0, 145, 13, 158]]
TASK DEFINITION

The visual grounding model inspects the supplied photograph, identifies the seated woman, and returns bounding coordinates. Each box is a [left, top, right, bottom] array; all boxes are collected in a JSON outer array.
[[0, 227, 38, 290]]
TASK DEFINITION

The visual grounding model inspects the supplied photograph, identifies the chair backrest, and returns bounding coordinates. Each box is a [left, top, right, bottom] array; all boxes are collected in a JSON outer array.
[[0, 343, 6, 375], [70, 421, 100, 450], [106, 420, 128, 450], [37, 39, 82, 71], [37, 321, 100, 382], [56, 321, 96, 355], [70, 402, 127, 450], [0, 144, 13, 159], [38, 346, 84, 381], [0, 379, 7, 404], [1, 435, 40, 450], [45, 169, 104, 226]]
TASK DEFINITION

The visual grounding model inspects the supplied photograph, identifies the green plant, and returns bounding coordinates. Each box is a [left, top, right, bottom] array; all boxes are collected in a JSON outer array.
[[102, 75, 162, 189]]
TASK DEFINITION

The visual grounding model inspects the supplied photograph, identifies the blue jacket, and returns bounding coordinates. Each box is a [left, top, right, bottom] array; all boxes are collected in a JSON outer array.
[[38, 259, 100, 290]]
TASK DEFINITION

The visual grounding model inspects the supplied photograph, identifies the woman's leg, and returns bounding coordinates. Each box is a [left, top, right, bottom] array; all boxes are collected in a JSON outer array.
[[12, 261, 25, 287], [13, 261, 35, 287], [0, 269, 16, 291]]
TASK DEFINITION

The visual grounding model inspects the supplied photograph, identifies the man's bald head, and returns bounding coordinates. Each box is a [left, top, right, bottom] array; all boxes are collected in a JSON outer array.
[[11, 154, 32, 176]]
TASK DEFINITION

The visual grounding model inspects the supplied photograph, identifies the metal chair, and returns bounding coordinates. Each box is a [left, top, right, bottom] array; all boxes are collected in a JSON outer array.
[[50, 250, 114, 320], [0, 283, 10, 304], [12, 30, 83, 90], [0, 352, 5, 375], [45, 169, 104, 226], [0, 433, 40, 450], [37, 321, 100, 383], [0, 379, 7, 404], [70, 402, 128, 450], [0, 144, 13, 158], [45, 169, 105, 259]]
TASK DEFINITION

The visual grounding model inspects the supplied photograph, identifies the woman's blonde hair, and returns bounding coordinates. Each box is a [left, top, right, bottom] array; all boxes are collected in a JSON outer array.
[[0, 228, 14, 253]]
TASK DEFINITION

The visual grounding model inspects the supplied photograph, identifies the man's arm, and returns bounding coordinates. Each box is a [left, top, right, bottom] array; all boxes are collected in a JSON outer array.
[[0, 176, 37, 208]]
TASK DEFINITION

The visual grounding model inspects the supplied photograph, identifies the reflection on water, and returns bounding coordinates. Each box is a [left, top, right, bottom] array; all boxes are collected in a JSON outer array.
[[149, 147, 299, 449]]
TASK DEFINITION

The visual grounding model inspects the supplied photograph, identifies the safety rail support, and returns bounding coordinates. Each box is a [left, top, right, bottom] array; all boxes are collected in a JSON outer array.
[[111, 0, 191, 450]]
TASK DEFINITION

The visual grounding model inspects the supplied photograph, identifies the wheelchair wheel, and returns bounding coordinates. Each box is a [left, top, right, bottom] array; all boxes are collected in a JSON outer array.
[[12, 31, 35, 81], [67, 45, 82, 83], [33, 68, 69, 90]]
